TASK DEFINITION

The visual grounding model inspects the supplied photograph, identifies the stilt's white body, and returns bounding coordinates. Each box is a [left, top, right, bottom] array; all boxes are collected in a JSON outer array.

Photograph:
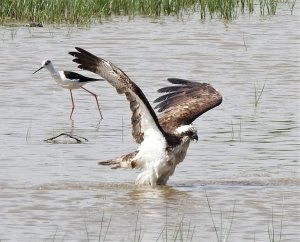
[[41, 61, 89, 89]]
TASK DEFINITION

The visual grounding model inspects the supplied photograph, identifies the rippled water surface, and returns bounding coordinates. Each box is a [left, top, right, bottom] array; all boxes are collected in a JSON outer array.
[[0, 4, 299, 242]]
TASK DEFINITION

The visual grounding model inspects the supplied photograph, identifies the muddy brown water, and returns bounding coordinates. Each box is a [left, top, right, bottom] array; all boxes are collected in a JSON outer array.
[[0, 5, 299, 242]]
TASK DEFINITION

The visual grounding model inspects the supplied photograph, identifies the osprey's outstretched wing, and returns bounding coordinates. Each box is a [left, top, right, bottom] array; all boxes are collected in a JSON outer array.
[[154, 78, 222, 133], [69, 47, 165, 144]]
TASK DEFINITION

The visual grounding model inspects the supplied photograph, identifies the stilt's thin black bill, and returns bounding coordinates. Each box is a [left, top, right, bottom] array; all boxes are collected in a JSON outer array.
[[33, 66, 44, 74]]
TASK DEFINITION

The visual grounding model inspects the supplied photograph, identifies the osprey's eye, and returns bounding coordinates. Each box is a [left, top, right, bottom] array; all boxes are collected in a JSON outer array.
[[186, 131, 193, 136]]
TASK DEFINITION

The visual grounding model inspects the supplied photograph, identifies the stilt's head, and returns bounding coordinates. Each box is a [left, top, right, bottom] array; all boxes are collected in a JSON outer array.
[[175, 125, 198, 142], [33, 60, 53, 74]]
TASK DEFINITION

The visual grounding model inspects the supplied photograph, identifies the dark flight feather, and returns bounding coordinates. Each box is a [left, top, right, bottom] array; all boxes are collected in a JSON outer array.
[[69, 48, 222, 141], [155, 78, 222, 133], [69, 47, 166, 144]]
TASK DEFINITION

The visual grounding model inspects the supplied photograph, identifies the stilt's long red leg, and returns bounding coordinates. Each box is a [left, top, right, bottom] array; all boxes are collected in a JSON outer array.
[[69, 89, 75, 120], [81, 86, 103, 119]]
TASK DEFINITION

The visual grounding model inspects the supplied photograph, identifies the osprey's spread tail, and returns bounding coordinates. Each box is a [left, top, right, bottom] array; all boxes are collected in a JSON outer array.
[[98, 151, 140, 169]]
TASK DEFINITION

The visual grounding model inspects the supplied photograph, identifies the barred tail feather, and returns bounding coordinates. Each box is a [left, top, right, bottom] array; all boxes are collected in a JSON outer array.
[[98, 159, 122, 169], [98, 151, 140, 169]]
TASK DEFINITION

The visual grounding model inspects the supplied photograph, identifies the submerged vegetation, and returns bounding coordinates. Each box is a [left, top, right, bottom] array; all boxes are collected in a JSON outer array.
[[0, 0, 296, 25]]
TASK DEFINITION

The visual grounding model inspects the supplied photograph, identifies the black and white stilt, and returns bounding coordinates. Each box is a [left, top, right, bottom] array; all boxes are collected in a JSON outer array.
[[33, 60, 103, 119]]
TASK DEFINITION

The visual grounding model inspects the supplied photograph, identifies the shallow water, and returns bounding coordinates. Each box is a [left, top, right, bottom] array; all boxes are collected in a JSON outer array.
[[0, 4, 299, 242]]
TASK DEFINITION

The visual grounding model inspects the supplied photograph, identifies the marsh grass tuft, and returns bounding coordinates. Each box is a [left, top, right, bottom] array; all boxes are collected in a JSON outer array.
[[172, 215, 195, 242], [205, 192, 235, 242], [0, 0, 293, 25], [51, 226, 59, 242], [49, 201, 289, 241], [156, 204, 195, 242], [98, 211, 112, 242], [242, 32, 247, 52], [133, 210, 144, 242], [268, 204, 284, 242], [26, 120, 32, 143], [230, 118, 242, 142], [287, 0, 297, 14], [259, 0, 278, 15], [84, 220, 90, 242], [254, 81, 266, 108]]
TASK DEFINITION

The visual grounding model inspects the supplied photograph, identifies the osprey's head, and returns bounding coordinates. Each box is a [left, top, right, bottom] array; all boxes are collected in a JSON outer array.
[[175, 125, 198, 142]]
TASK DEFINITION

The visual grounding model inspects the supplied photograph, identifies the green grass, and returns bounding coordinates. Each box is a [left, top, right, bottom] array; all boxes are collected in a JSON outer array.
[[155, 205, 195, 242], [259, 0, 278, 15], [205, 192, 235, 242], [268, 205, 284, 242], [287, 0, 297, 14], [98, 211, 112, 242], [0, 0, 293, 25], [230, 118, 242, 142], [254, 81, 266, 108], [133, 210, 144, 242]]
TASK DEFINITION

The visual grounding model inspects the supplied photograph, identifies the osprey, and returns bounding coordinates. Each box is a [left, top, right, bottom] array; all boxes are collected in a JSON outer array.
[[69, 47, 222, 186]]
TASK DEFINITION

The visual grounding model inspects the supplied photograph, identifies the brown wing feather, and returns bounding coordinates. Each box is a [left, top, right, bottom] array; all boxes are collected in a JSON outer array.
[[69, 47, 165, 144], [154, 78, 222, 133]]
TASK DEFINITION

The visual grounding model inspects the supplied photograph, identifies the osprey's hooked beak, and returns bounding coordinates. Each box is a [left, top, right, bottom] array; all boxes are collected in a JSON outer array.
[[32, 66, 44, 74], [192, 133, 198, 142]]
